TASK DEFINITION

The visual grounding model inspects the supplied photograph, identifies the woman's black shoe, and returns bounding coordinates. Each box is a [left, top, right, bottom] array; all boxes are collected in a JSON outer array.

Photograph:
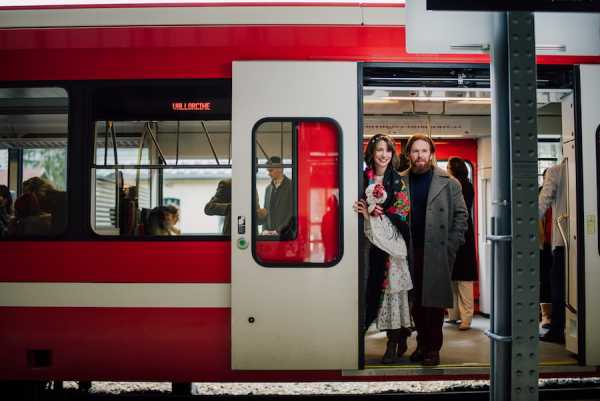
[[409, 349, 424, 363], [382, 341, 398, 364]]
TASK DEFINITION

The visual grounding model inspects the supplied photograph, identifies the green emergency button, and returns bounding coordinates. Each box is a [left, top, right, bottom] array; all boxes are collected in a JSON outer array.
[[237, 237, 248, 249]]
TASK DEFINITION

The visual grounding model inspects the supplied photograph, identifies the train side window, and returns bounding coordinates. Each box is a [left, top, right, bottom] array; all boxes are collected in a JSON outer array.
[[252, 119, 342, 267], [0, 87, 69, 240], [91, 120, 232, 237]]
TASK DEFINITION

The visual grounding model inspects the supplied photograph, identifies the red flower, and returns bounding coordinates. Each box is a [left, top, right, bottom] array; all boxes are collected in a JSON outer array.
[[372, 183, 385, 199], [366, 168, 375, 181]]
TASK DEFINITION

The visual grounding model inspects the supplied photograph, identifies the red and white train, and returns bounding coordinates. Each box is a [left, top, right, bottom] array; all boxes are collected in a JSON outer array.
[[0, 0, 599, 389]]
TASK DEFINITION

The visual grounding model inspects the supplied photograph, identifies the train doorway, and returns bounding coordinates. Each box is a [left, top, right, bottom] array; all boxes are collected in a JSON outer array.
[[359, 64, 590, 373]]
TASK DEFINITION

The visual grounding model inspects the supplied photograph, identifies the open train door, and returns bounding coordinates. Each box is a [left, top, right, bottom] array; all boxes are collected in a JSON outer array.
[[574, 65, 600, 365], [230, 61, 359, 370]]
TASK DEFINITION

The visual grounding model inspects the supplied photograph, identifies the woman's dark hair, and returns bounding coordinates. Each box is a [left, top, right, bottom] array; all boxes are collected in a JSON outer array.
[[0, 185, 12, 214], [14, 192, 41, 219], [447, 156, 469, 183], [364, 134, 400, 171], [147, 205, 179, 235]]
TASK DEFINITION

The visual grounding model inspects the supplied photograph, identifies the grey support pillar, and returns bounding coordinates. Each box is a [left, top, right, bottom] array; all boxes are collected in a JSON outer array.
[[507, 11, 540, 401], [489, 11, 539, 401]]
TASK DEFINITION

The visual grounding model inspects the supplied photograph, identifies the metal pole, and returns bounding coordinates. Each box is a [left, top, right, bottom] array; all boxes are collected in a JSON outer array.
[[490, 11, 512, 401]]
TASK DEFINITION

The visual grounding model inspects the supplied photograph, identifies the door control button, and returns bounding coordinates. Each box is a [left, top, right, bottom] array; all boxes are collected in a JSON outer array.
[[237, 237, 248, 250]]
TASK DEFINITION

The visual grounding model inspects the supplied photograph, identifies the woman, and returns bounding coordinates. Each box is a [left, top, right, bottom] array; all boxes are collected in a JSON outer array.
[[446, 157, 478, 330], [8, 192, 52, 237], [0, 185, 13, 238], [147, 205, 181, 236], [354, 134, 412, 364]]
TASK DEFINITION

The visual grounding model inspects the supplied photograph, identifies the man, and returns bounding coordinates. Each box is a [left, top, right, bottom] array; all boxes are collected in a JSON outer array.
[[262, 156, 293, 237], [400, 133, 468, 366], [204, 178, 266, 235], [204, 178, 233, 235], [538, 159, 568, 344]]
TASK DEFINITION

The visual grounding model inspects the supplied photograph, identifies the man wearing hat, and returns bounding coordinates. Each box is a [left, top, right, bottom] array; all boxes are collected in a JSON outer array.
[[262, 156, 293, 237]]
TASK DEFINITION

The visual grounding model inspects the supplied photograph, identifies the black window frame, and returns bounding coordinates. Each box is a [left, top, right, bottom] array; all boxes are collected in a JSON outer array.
[[0, 84, 71, 241], [86, 80, 234, 241], [250, 117, 344, 268]]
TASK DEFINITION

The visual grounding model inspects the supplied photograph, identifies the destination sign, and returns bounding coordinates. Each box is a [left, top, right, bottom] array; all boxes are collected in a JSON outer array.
[[426, 0, 600, 12]]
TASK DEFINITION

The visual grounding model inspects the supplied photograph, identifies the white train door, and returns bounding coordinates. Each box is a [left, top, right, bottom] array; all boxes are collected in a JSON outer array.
[[577, 65, 600, 366], [561, 93, 578, 355], [230, 61, 359, 370]]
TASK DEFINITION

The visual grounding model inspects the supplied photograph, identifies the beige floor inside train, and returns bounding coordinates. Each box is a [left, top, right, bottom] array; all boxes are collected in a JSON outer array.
[[365, 315, 577, 368]]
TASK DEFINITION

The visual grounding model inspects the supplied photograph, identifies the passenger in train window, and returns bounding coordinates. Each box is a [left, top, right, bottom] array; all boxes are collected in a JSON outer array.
[[261, 156, 293, 237], [354, 133, 412, 364], [445, 157, 478, 331], [400, 134, 468, 366], [205, 178, 232, 235], [538, 169, 553, 331], [538, 159, 567, 344], [205, 178, 264, 236], [0, 185, 13, 238], [8, 192, 52, 237], [22, 176, 67, 236], [147, 205, 181, 236]]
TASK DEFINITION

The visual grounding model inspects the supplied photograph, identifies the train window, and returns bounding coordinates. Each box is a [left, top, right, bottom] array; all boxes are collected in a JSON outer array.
[[0, 87, 69, 239], [91, 120, 231, 236], [252, 119, 342, 267]]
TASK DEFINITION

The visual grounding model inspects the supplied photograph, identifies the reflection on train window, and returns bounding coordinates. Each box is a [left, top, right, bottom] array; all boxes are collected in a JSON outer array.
[[253, 119, 341, 267], [0, 87, 69, 239], [91, 120, 232, 236], [0, 149, 7, 186]]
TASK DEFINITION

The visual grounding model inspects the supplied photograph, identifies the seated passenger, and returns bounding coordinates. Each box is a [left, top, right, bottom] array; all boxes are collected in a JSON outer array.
[[261, 156, 293, 237], [147, 205, 181, 236], [0, 185, 13, 238], [22, 177, 67, 236], [8, 192, 51, 237]]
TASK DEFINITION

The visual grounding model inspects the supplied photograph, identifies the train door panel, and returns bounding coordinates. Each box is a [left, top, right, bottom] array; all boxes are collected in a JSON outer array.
[[231, 61, 358, 370], [577, 65, 600, 366], [560, 98, 578, 354]]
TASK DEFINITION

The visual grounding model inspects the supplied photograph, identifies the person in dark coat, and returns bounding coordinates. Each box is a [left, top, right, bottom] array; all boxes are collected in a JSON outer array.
[[399, 134, 468, 366], [446, 157, 478, 331], [262, 156, 294, 239], [205, 178, 233, 235]]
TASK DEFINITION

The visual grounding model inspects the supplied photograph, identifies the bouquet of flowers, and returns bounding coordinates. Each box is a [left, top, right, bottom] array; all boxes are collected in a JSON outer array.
[[365, 182, 387, 215]]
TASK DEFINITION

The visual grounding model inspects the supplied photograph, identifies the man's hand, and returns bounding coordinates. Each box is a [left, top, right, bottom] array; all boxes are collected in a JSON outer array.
[[257, 208, 268, 219]]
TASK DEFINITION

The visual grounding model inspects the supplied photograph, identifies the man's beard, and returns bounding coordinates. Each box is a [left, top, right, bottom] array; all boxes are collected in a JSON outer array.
[[411, 160, 431, 173]]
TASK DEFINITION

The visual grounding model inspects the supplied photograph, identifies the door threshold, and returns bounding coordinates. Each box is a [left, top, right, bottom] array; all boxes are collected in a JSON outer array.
[[345, 362, 592, 377]]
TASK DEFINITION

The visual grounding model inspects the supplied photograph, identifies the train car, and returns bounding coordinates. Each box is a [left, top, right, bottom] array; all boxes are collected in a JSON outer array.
[[1, 0, 599, 392]]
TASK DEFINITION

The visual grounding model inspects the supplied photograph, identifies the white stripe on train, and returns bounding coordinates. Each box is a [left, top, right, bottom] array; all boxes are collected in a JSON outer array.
[[0, 282, 230, 307]]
